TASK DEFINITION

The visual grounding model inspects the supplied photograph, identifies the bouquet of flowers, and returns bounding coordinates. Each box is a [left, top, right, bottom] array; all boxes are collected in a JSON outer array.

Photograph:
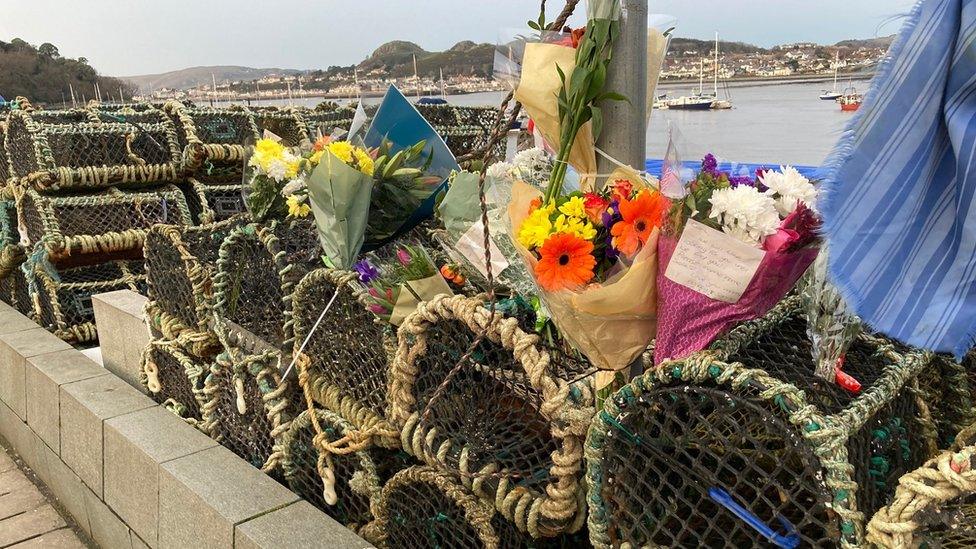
[[244, 137, 318, 222], [654, 154, 821, 364], [354, 244, 453, 326]]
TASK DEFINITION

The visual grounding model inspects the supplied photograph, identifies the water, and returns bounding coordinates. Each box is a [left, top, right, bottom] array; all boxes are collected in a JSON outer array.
[[222, 80, 871, 167]]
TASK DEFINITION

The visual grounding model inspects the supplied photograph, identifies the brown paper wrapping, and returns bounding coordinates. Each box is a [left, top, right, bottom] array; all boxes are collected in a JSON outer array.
[[514, 42, 597, 188], [507, 181, 658, 373], [389, 274, 454, 326]]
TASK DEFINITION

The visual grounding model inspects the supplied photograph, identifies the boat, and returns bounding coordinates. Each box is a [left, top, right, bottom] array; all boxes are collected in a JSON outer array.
[[652, 93, 670, 110], [820, 51, 843, 100], [667, 59, 715, 110], [839, 81, 862, 111], [710, 32, 733, 110]]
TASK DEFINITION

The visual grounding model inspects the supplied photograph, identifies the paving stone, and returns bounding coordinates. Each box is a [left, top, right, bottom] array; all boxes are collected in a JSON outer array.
[[0, 483, 46, 521], [158, 445, 298, 549], [131, 531, 151, 549], [104, 406, 217, 547], [0, 448, 16, 473], [0, 505, 67, 547], [235, 501, 374, 549], [25, 350, 106, 453], [60, 374, 155, 497], [8, 527, 87, 548], [84, 487, 132, 549], [0, 305, 38, 336], [0, 329, 72, 420], [32, 439, 91, 536], [92, 291, 150, 393]]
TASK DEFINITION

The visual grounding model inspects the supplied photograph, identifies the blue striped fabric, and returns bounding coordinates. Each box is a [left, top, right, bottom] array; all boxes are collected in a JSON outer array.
[[820, 0, 976, 359]]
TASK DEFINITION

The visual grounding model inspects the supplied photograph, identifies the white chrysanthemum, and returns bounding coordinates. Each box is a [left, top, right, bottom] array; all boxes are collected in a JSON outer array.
[[265, 158, 289, 182], [280, 175, 306, 197], [512, 147, 552, 185], [761, 166, 818, 216], [486, 161, 515, 183], [708, 186, 781, 246]]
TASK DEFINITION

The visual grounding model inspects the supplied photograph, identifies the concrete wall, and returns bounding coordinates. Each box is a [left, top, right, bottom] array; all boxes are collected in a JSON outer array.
[[0, 298, 372, 549]]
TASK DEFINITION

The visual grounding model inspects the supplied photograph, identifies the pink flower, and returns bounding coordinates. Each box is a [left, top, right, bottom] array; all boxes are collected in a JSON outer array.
[[583, 192, 610, 225], [368, 287, 381, 299], [368, 304, 387, 315], [763, 227, 801, 253], [763, 203, 821, 253], [396, 249, 412, 266]]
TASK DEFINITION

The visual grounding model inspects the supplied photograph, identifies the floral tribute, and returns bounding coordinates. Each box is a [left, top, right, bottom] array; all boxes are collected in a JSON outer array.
[[654, 154, 822, 363], [353, 244, 453, 326]]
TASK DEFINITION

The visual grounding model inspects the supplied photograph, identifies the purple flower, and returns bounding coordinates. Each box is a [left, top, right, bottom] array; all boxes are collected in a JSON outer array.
[[605, 233, 619, 260], [602, 201, 621, 228], [755, 167, 770, 192], [702, 154, 718, 172], [354, 259, 380, 283], [729, 174, 755, 188]]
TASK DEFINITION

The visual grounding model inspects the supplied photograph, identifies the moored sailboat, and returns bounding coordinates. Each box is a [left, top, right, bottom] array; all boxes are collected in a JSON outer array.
[[820, 51, 843, 100]]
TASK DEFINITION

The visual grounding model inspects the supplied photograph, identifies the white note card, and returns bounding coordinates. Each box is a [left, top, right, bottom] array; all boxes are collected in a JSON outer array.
[[456, 220, 510, 279], [665, 219, 766, 303]]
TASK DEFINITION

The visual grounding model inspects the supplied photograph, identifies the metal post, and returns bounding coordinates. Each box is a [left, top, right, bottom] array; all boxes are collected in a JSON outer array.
[[596, 0, 648, 177]]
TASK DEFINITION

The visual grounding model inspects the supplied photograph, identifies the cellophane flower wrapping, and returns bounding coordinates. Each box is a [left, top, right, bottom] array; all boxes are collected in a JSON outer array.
[[307, 150, 374, 270], [654, 232, 818, 364], [508, 173, 659, 374]]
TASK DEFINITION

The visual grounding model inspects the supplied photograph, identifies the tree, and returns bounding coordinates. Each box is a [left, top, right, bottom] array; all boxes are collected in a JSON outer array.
[[38, 43, 60, 58], [786, 58, 800, 72], [77, 57, 88, 65], [9, 38, 31, 51]]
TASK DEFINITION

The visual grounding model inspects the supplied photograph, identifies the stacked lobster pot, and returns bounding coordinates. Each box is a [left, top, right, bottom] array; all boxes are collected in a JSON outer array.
[[2, 100, 191, 345], [584, 296, 946, 548]]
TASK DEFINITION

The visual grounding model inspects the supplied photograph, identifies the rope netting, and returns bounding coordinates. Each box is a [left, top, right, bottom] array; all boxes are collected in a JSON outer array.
[[280, 407, 386, 533], [178, 177, 249, 225], [415, 104, 507, 162], [301, 105, 360, 140], [19, 185, 191, 261], [140, 339, 209, 426], [162, 101, 259, 174], [144, 217, 245, 344], [28, 255, 146, 345], [392, 294, 597, 538], [212, 219, 320, 357], [0, 121, 11, 188], [248, 107, 310, 147], [587, 304, 937, 549], [3, 106, 183, 192], [0, 200, 18, 246], [200, 347, 295, 475], [0, 244, 30, 317]]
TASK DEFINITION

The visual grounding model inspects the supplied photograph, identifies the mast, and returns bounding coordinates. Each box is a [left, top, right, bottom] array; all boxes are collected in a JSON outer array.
[[440, 67, 446, 97], [68, 83, 76, 107], [833, 50, 839, 92], [714, 31, 719, 97], [413, 54, 420, 100], [699, 58, 704, 96], [211, 73, 217, 103]]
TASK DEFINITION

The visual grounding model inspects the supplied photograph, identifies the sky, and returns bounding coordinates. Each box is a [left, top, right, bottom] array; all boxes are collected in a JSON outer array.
[[0, 0, 918, 77]]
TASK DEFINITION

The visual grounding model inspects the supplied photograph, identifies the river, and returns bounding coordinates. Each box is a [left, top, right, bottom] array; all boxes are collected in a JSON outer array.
[[219, 79, 872, 168]]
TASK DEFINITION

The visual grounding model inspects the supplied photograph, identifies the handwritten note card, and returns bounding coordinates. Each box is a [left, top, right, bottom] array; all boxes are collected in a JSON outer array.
[[456, 220, 510, 279], [665, 219, 766, 303]]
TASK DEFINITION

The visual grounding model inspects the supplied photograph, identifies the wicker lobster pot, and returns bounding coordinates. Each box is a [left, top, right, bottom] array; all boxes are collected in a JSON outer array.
[[585, 302, 937, 549], [0, 120, 11, 188], [28, 255, 146, 345], [280, 407, 388, 533], [162, 102, 259, 175], [867, 427, 976, 549], [200, 347, 294, 475], [3, 107, 182, 192], [912, 355, 976, 448], [0, 200, 18, 246], [19, 185, 192, 263], [300, 105, 361, 139], [290, 268, 403, 445], [211, 219, 320, 359], [178, 176, 248, 225], [391, 294, 597, 538], [414, 104, 499, 159], [0, 244, 29, 317], [143, 218, 243, 354], [249, 107, 310, 147], [140, 340, 210, 427]]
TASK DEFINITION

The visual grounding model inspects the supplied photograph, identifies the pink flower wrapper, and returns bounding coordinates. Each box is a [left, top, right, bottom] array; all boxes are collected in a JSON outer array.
[[654, 233, 819, 365]]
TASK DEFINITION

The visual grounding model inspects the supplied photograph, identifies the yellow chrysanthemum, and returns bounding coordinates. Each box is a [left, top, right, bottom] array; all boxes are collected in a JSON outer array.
[[553, 214, 597, 241], [286, 195, 311, 218], [327, 141, 355, 164], [518, 203, 556, 249], [558, 196, 587, 219], [308, 150, 325, 166], [285, 157, 301, 179], [353, 148, 375, 176], [255, 138, 285, 158]]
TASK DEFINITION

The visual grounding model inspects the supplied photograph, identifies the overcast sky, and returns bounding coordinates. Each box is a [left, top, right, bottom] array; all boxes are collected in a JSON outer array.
[[0, 0, 918, 76]]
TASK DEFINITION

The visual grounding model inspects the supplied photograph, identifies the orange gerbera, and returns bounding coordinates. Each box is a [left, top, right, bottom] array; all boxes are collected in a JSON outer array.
[[611, 189, 669, 257], [535, 233, 596, 292]]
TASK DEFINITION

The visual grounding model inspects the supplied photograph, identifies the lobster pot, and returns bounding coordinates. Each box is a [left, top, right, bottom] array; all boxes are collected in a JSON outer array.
[[280, 407, 386, 533], [393, 295, 596, 538], [144, 218, 243, 343], [0, 245, 29, 316], [415, 104, 499, 159], [250, 107, 310, 147], [163, 102, 258, 174], [28, 256, 147, 345], [291, 268, 402, 438], [200, 348, 294, 474], [19, 185, 192, 262], [178, 177, 247, 225], [914, 355, 976, 448], [212, 219, 320, 356], [586, 311, 936, 548], [300, 105, 362, 140], [3, 108, 182, 192], [366, 466, 583, 549], [868, 436, 976, 549], [140, 340, 209, 426], [0, 120, 11, 188], [0, 200, 18, 246]]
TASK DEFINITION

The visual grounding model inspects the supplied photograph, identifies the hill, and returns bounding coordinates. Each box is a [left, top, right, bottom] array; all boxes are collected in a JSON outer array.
[[121, 65, 303, 92], [834, 35, 896, 49], [358, 40, 495, 78], [669, 38, 768, 57], [0, 39, 133, 106]]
